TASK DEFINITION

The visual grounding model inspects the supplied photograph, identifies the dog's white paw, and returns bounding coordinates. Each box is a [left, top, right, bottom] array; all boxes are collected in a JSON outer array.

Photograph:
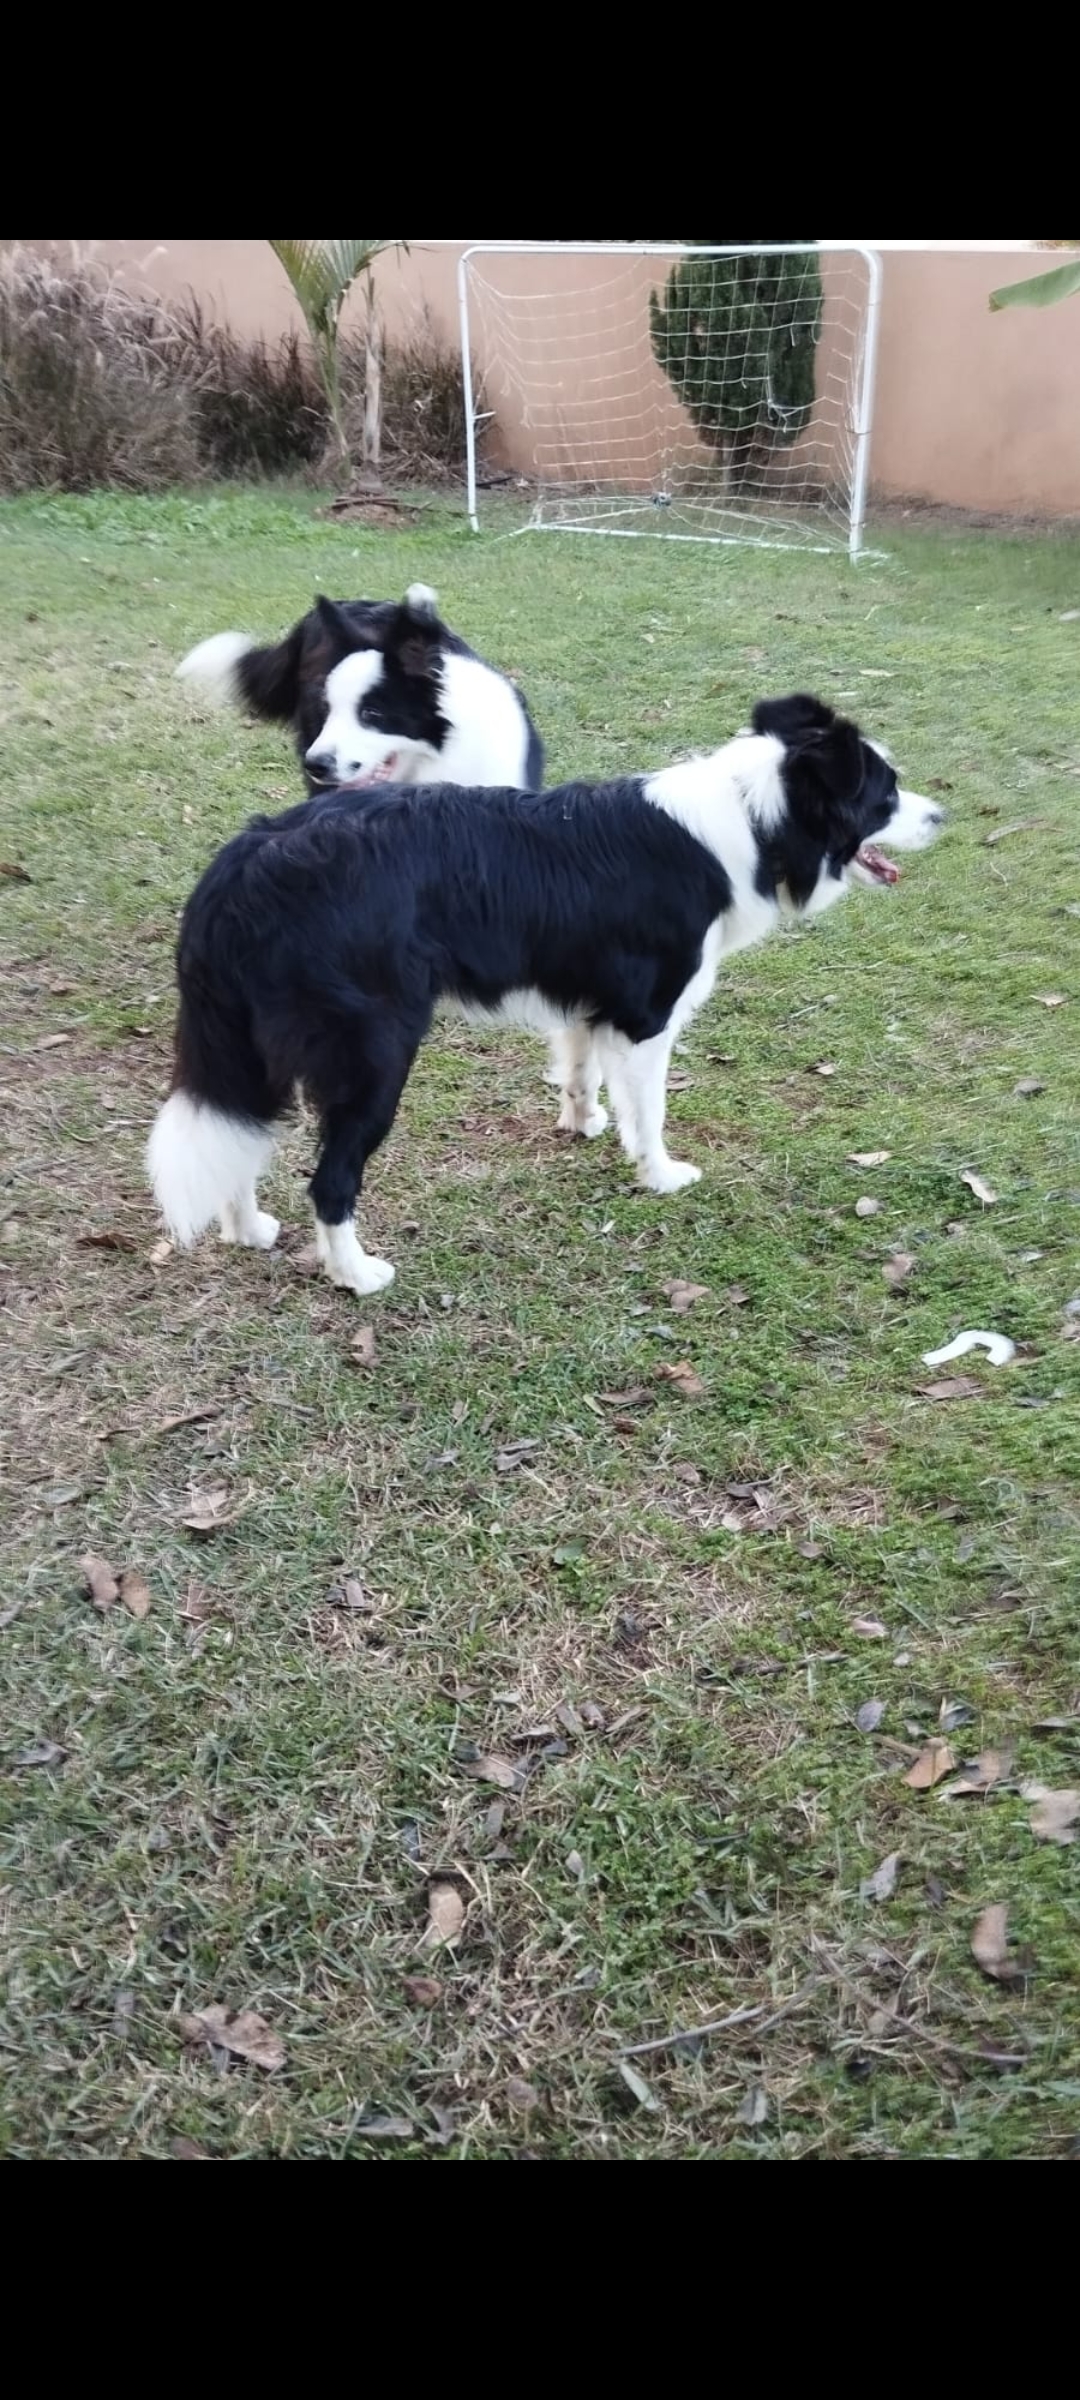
[[315, 1219, 396, 1295], [219, 1208, 281, 1249], [556, 1095, 609, 1139], [640, 1158, 702, 1195], [326, 1252, 396, 1297], [247, 1210, 281, 1249]]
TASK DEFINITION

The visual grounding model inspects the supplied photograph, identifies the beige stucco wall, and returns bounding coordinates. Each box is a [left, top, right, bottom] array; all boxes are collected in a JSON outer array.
[[870, 246, 1080, 514], [21, 241, 1080, 517]]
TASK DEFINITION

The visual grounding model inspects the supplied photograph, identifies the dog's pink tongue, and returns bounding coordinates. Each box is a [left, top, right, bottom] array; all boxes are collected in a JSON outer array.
[[348, 755, 399, 789], [858, 842, 900, 884]]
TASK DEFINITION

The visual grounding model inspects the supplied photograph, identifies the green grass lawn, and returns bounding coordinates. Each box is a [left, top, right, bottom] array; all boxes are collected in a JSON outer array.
[[1, 486, 1078, 2159]]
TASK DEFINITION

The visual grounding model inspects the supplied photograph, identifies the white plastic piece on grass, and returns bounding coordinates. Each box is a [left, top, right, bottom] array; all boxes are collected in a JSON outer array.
[[921, 1330, 1016, 1369]]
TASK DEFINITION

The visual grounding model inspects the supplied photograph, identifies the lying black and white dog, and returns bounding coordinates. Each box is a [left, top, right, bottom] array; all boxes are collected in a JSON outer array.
[[147, 695, 943, 1298], [177, 582, 544, 795]]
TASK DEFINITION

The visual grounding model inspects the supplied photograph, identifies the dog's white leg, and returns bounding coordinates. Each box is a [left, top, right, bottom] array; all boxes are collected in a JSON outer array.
[[554, 1024, 608, 1139], [315, 1215, 395, 1297], [595, 1035, 643, 1167], [219, 1188, 281, 1249], [622, 1032, 701, 1194], [543, 1035, 565, 1089]]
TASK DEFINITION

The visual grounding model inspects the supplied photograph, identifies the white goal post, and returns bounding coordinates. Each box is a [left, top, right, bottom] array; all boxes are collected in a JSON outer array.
[[458, 243, 882, 561]]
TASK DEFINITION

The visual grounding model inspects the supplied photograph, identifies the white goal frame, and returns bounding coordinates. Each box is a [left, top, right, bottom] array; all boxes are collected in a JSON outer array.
[[458, 243, 882, 562]]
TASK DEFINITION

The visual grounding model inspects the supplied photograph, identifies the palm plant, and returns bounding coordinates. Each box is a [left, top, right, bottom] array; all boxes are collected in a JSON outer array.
[[268, 240, 409, 469]]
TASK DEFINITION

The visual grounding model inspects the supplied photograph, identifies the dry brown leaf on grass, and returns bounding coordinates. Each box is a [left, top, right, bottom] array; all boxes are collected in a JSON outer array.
[[180, 1580, 213, 1627], [1014, 1078, 1045, 1098], [736, 2086, 769, 2126], [661, 1279, 709, 1313], [1032, 993, 1067, 1009], [120, 1570, 151, 1621], [461, 1753, 519, 1790], [855, 1196, 882, 1219], [860, 1851, 901, 1902], [403, 1976, 442, 2008], [856, 1699, 886, 1733], [506, 2076, 541, 2115], [329, 1576, 375, 1615], [78, 1229, 137, 1253], [847, 1150, 892, 1169], [883, 1252, 916, 1289], [920, 1377, 985, 1402], [494, 1436, 543, 1472], [852, 1617, 888, 1639], [180, 2005, 286, 2071], [32, 1032, 72, 1052], [170, 2136, 210, 2159], [14, 1740, 66, 1769], [0, 859, 32, 882], [149, 1238, 173, 1266], [940, 1748, 1011, 1799], [349, 1323, 377, 1367], [427, 1881, 466, 1944], [813, 1061, 838, 1078], [1022, 1783, 1080, 1845], [971, 1904, 1022, 1984], [80, 1553, 119, 1612], [655, 1360, 706, 1399], [903, 1739, 956, 1790], [181, 1485, 241, 1534], [960, 1169, 998, 1206]]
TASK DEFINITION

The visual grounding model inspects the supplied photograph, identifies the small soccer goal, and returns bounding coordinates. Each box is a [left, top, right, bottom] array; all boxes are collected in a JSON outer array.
[[458, 244, 882, 561]]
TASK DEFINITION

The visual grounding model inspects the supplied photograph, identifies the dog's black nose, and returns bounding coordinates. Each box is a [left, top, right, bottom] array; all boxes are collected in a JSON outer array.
[[306, 750, 336, 782]]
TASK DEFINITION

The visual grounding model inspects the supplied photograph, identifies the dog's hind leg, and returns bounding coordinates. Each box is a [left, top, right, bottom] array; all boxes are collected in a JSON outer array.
[[554, 1024, 608, 1140], [219, 1188, 281, 1249], [306, 1016, 422, 1296], [597, 1029, 701, 1195]]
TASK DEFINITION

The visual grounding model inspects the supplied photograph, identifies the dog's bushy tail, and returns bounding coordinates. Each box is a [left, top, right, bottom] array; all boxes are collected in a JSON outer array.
[[176, 622, 303, 721], [147, 841, 291, 1246], [146, 1090, 274, 1246]]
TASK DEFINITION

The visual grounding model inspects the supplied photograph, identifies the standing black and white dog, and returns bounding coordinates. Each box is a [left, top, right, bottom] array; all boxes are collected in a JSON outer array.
[[147, 695, 944, 1299], [177, 582, 545, 796]]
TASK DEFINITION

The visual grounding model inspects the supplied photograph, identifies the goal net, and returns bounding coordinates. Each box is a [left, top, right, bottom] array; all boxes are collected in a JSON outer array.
[[459, 244, 881, 559]]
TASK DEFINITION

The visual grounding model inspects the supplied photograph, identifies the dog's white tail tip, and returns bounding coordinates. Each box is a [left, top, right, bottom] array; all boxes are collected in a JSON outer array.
[[176, 630, 252, 702], [404, 583, 438, 620], [146, 1092, 273, 1247]]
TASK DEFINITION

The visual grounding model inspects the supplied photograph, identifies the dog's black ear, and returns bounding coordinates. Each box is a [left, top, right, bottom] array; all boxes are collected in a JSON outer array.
[[314, 594, 380, 656], [752, 693, 837, 745], [387, 582, 443, 679], [785, 719, 867, 831]]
